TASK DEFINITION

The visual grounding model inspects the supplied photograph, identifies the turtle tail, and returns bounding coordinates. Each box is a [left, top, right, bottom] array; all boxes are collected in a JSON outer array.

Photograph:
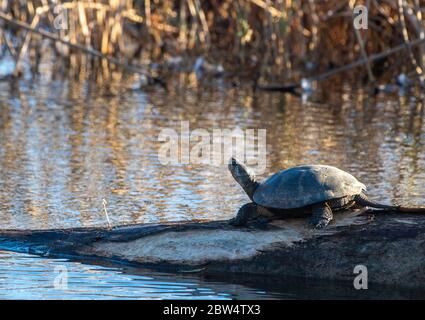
[[355, 193, 425, 213]]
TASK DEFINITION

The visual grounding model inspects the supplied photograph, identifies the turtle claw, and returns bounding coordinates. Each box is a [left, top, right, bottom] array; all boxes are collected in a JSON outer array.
[[308, 218, 330, 229], [228, 218, 244, 227], [249, 217, 272, 229]]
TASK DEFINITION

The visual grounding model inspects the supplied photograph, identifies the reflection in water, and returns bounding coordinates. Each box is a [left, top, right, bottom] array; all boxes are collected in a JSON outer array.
[[0, 249, 423, 300], [0, 250, 269, 300], [0, 74, 424, 298]]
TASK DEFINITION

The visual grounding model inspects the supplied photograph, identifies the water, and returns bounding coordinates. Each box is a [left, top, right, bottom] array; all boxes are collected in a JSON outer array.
[[0, 73, 424, 299], [0, 250, 278, 299]]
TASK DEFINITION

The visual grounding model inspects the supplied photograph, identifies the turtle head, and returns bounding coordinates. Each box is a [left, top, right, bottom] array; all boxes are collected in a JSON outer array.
[[228, 157, 259, 201]]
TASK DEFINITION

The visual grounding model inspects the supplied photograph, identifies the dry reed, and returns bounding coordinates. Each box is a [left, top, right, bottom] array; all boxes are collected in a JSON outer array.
[[0, 0, 424, 84]]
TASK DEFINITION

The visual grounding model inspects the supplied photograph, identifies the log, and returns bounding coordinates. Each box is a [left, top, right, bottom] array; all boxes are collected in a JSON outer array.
[[0, 209, 424, 290]]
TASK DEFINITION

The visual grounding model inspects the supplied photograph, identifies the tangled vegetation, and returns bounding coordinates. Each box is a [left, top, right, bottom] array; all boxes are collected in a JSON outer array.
[[0, 0, 424, 85]]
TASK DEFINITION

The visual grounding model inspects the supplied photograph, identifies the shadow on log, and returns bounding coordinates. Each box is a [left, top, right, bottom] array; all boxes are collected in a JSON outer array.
[[0, 209, 424, 291]]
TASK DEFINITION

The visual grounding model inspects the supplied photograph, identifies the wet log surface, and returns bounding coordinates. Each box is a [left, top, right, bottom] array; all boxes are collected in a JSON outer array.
[[0, 209, 424, 290]]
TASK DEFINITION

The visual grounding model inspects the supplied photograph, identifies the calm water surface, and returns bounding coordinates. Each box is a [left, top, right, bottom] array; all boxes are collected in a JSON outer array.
[[0, 72, 424, 299]]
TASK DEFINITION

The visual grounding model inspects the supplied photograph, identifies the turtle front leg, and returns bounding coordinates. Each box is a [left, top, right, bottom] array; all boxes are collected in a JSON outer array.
[[229, 203, 258, 226], [229, 203, 273, 227], [308, 202, 333, 229]]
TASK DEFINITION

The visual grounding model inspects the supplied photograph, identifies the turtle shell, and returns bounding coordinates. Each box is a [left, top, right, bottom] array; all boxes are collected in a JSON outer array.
[[253, 165, 366, 209]]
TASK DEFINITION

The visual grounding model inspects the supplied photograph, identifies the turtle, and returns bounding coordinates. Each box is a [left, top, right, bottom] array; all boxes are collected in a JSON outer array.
[[228, 157, 424, 228]]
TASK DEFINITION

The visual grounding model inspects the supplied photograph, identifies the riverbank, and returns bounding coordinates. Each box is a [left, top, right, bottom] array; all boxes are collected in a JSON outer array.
[[1, 1, 424, 87]]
